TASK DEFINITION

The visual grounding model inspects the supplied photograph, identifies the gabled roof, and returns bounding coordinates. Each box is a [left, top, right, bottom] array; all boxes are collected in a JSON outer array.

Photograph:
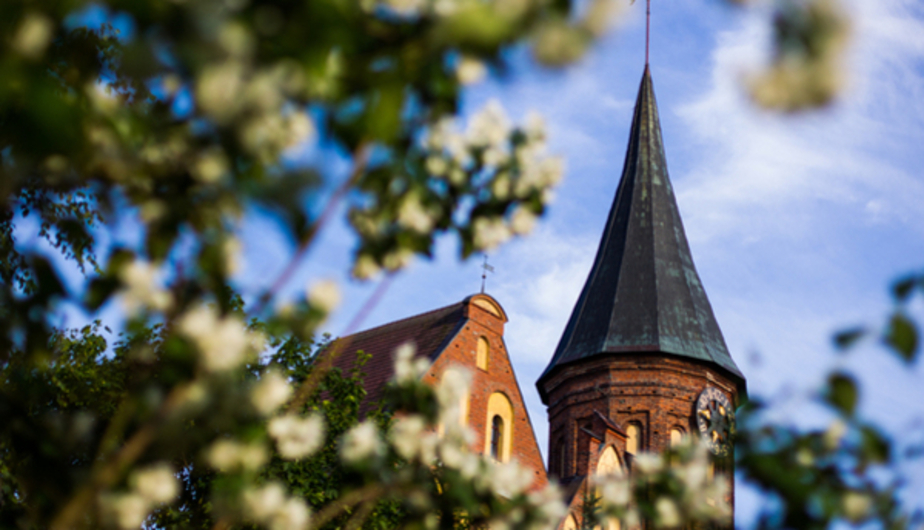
[[331, 300, 466, 416], [538, 66, 745, 396]]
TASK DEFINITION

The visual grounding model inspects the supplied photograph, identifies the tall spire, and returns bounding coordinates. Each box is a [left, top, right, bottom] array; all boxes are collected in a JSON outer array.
[[538, 68, 745, 396]]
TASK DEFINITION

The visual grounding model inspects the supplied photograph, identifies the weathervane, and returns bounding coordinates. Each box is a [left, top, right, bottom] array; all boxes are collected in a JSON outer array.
[[480, 255, 494, 294]]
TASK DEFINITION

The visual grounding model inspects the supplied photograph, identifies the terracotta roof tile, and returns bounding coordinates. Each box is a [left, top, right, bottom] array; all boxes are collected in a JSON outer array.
[[329, 301, 467, 417]]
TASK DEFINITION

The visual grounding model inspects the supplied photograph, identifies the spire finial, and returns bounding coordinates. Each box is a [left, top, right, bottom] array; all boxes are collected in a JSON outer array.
[[645, 0, 651, 65], [480, 255, 494, 294]]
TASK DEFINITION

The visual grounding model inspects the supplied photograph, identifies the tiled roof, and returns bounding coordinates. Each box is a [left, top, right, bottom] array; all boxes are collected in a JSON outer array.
[[329, 300, 467, 417]]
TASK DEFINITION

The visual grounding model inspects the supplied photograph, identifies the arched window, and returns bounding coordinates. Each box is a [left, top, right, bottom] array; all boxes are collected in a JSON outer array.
[[626, 423, 641, 455], [484, 392, 513, 462], [670, 428, 684, 447], [596, 445, 622, 476], [476, 337, 489, 370], [490, 415, 504, 459]]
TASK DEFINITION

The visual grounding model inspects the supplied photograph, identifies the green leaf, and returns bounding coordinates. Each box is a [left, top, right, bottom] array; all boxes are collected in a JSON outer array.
[[891, 275, 917, 302], [824, 372, 858, 416], [884, 312, 919, 362], [859, 426, 890, 466], [833, 327, 866, 350]]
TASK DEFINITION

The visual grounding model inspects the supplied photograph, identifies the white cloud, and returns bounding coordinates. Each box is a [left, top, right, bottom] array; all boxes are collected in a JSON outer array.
[[674, 0, 924, 245]]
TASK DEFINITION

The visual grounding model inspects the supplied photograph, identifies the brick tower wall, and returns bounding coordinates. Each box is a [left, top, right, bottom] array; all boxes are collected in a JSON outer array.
[[540, 354, 739, 507]]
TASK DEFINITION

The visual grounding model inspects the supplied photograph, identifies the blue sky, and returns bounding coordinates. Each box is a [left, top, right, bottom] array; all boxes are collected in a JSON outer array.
[[236, 0, 924, 521]]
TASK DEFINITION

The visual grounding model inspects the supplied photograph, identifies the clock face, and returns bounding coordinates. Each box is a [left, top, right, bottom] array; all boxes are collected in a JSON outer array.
[[696, 387, 734, 456]]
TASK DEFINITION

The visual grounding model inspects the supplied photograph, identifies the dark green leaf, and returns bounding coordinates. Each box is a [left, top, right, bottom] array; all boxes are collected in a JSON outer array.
[[891, 276, 917, 302], [833, 327, 866, 350], [884, 312, 919, 362], [824, 372, 858, 416]]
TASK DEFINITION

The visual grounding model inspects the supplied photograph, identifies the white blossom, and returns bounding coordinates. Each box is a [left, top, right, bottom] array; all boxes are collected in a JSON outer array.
[[245, 71, 284, 112], [440, 441, 480, 478], [132, 463, 179, 504], [824, 418, 848, 450], [99, 493, 150, 530], [86, 82, 120, 114], [842, 491, 872, 522], [655, 497, 681, 528], [244, 482, 287, 520], [340, 421, 384, 463], [178, 304, 257, 371], [600, 477, 630, 506], [394, 342, 430, 384], [426, 155, 449, 177], [457, 57, 487, 85], [120, 260, 173, 315], [523, 111, 547, 144], [528, 484, 567, 527], [509, 206, 537, 235], [13, 12, 53, 59], [306, 279, 341, 313], [397, 193, 435, 233], [270, 497, 311, 530], [383, 248, 414, 271], [582, 0, 622, 37], [633, 452, 664, 474], [533, 22, 586, 66], [251, 370, 293, 415], [352, 254, 382, 280], [244, 483, 311, 530], [192, 149, 229, 183], [268, 414, 326, 459], [467, 100, 510, 149], [206, 439, 268, 471], [472, 217, 511, 251], [218, 21, 254, 57], [483, 146, 509, 167], [389, 415, 427, 460], [196, 61, 245, 122], [490, 460, 534, 498], [222, 236, 243, 276], [284, 111, 316, 148]]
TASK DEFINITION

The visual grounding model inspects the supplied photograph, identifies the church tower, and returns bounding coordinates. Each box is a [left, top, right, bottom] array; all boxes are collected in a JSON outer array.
[[536, 66, 747, 515]]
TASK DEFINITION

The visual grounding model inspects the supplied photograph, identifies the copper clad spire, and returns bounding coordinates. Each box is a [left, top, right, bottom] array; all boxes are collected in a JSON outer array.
[[537, 67, 745, 400]]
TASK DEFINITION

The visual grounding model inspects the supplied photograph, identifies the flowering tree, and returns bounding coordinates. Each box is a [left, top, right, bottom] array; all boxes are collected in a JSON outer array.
[[0, 0, 905, 529]]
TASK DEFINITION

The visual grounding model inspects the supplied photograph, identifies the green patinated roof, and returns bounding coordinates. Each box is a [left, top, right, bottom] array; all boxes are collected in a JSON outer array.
[[537, 66, 745, 399]]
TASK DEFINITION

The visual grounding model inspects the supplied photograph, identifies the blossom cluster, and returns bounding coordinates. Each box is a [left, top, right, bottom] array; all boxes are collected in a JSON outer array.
[[594, 439, 730, 529], [99, 463, 179, 529], [119, 259, 173, 315], [177, 304, 266, 372], [243, 482, 312, 530], [423, 101, 563, 251], [748, 0, 850, 111]]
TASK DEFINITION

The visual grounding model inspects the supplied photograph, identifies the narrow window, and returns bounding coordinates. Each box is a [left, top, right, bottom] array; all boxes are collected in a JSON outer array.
[[626, 423, 641, 455], [484, 392, 513, 461], [490, 415, 504, 460], [476, 337, 489, 370]]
